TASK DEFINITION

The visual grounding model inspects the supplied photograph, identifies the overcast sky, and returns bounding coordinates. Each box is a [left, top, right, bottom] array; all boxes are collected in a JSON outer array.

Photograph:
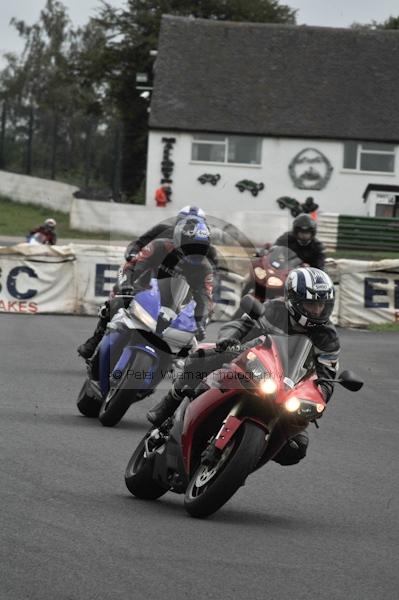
[[1, 0, 398, 62]]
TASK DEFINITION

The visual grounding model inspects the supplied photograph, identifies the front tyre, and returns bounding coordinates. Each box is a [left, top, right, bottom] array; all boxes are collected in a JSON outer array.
[[125, 434, 167, 500], [76, 378, 102, 418], [99, 352, 154, 427], [184, 421, 266, 518]]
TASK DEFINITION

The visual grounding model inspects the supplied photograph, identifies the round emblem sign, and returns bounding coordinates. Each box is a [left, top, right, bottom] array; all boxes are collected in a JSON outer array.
[[289, 148, 333, 190]]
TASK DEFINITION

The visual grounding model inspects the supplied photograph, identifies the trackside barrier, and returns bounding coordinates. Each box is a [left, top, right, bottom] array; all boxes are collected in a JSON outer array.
[[0, 170, 78, 213], [337, 215, 399, 252], [0, 244, 398, 326], [317, 213, 339, 252]]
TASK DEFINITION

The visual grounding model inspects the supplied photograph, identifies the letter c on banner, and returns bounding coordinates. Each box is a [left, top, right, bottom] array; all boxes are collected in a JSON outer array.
[[7, 266, 38, 300]]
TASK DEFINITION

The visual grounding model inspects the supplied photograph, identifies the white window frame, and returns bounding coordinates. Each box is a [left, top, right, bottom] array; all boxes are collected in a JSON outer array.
[[342, 142, 396, 174], [191, 134, 262, 167]]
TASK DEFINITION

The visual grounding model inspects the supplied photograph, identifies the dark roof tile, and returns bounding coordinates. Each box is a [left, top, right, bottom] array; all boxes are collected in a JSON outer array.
[[149, 16, 399, 142]]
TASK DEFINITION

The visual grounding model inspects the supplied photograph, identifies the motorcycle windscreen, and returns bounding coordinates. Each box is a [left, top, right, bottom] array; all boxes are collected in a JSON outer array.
[[157, 276, 191, 314], [267, 246, 303, 269], [270, 334, 314, 384]]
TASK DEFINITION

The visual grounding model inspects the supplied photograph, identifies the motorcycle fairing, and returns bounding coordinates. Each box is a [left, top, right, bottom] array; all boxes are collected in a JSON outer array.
[[100, 337, 159, 396], [169, 300, 197, 333], [152, 399, 191, 492], [133, 278, 161, 323]]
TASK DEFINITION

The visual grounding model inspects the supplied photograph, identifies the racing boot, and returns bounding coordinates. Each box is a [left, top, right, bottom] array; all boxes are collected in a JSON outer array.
[[77, 316, 108, 360], [147, 386, 184, 426]]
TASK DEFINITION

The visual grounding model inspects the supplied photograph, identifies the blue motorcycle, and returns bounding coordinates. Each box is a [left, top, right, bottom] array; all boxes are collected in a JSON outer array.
[[77, 278, 200, 427]]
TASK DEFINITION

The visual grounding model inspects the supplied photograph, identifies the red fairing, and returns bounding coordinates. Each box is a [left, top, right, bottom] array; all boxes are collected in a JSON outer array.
[[180, 336, 326, 475], [181, 373, 240, 474]]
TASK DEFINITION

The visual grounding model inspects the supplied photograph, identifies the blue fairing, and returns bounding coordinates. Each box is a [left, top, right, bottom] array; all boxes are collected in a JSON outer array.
[[100, 334, 159, 396], [133, 278, 161, 322], [170, 300, 197, 333], [99, 331, 123, 396]]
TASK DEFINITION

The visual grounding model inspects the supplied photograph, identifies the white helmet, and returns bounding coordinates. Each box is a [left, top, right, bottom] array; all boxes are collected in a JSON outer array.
[[44, 218, 57, 229], [177, 206, 206, 220]]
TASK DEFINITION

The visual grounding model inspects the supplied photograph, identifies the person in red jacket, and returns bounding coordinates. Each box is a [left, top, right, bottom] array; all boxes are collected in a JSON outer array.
[[154, 185, 171, 207]]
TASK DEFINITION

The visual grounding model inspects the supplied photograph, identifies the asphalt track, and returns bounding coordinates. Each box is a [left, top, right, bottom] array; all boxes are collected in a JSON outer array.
[[1, 314, 398, 600]]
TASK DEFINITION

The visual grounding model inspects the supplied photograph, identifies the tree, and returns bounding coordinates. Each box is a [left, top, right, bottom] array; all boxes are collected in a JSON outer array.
[[351, 15, 399, 30], [94, 0, 297, 199]]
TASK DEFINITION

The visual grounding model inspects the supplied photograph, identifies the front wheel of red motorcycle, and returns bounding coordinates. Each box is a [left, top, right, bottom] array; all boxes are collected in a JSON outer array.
[[125, 433, 167, 500], [184, 421, 266, 519]]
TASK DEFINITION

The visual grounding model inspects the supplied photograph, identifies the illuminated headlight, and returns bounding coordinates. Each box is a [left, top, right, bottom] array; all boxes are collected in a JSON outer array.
[[284, 397, 326, 417], [285, 397, 301, 412], [254, 267, 267, 280], [267, 276, 284, 287], [260, 378, 278, 395], [131, 300, 157, 331]]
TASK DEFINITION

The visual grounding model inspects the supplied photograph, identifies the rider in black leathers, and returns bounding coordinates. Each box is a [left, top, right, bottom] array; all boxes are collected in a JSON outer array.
[[77, 208, 217, 359], [121, 224, 214, 339], [124, 205, 217, 266], [147, 266, 340, 466], [274, 213, 326, 270]]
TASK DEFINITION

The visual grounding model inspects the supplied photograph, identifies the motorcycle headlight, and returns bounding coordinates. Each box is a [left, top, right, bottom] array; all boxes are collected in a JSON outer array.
[[284, 397, 325, 417], [259, 378, 278, 395], [254, 267, 267, 280], [267, 276, 284, 287], [246, 354, 276, 395], [131, 300, 157, 331]]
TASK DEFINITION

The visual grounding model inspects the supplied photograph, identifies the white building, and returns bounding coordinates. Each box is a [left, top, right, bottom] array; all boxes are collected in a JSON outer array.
[[146, 17, 399, 221]]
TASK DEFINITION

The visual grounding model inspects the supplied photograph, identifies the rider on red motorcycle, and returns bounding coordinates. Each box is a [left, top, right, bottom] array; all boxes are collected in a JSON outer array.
[[147, 267, 340, 465], [274, 214, 326, 269]]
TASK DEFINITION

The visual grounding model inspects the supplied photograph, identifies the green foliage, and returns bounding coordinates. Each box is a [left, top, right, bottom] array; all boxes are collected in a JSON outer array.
[[367, 322, 399, 332], [0, 195, 129, 240], [0, 0, 297, 198], [351, 15, 399, 30], [93, 0, 297, 194]]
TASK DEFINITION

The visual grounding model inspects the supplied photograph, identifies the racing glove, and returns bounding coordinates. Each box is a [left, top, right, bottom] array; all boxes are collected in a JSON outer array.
[[216, 336, 241, 352]]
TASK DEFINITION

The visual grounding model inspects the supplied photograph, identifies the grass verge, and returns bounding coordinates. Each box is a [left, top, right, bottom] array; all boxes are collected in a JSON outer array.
[[367, 322, 399, 332], [0, 196, 130, 241], [329, 249, 399, 261]]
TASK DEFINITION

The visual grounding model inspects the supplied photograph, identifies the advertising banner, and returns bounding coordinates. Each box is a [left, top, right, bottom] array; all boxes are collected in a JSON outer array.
[[339, 271, 399, 327], [0, 245, 76, 314]]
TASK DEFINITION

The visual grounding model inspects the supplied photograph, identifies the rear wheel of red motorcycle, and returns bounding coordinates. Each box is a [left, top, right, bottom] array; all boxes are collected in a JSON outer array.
[[125, 434, 167, 500], [184, 421, 266, 518], [99, 352, 154, 427]]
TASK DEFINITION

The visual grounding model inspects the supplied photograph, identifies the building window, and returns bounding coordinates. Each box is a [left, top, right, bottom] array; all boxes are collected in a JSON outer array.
[[343, 142, 395, 173], [192, 134, 262, 165]]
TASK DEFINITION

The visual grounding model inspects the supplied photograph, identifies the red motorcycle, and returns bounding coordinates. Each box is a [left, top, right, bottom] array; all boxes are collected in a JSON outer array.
[[242, 245, 304, 302], [125, 299, 363, 518]]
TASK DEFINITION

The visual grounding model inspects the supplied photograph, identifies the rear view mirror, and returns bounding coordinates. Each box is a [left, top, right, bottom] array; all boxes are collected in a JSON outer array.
[[240, 294, 263, 320], [338, 370, 364, 392]]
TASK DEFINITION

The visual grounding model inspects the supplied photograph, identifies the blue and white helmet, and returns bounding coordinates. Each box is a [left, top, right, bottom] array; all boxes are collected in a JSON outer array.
[[173, 216, 210, 258], [177, 205, 206, 221], [285, 267, 334, 327]]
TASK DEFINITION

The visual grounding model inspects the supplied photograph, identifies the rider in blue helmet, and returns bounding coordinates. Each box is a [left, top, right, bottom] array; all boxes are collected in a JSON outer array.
[[78, 213, 215, 360]]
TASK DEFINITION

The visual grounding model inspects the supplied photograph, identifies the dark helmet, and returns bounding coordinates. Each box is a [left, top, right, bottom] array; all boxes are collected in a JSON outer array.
[[177, 205, 206, 221], [292, 214, 316, 246], [285, 267, 335, 327], [173, 216, 210, 260]]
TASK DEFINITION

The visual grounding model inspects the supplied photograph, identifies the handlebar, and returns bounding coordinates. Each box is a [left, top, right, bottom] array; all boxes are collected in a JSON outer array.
[[191, 336, 269, 358]]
